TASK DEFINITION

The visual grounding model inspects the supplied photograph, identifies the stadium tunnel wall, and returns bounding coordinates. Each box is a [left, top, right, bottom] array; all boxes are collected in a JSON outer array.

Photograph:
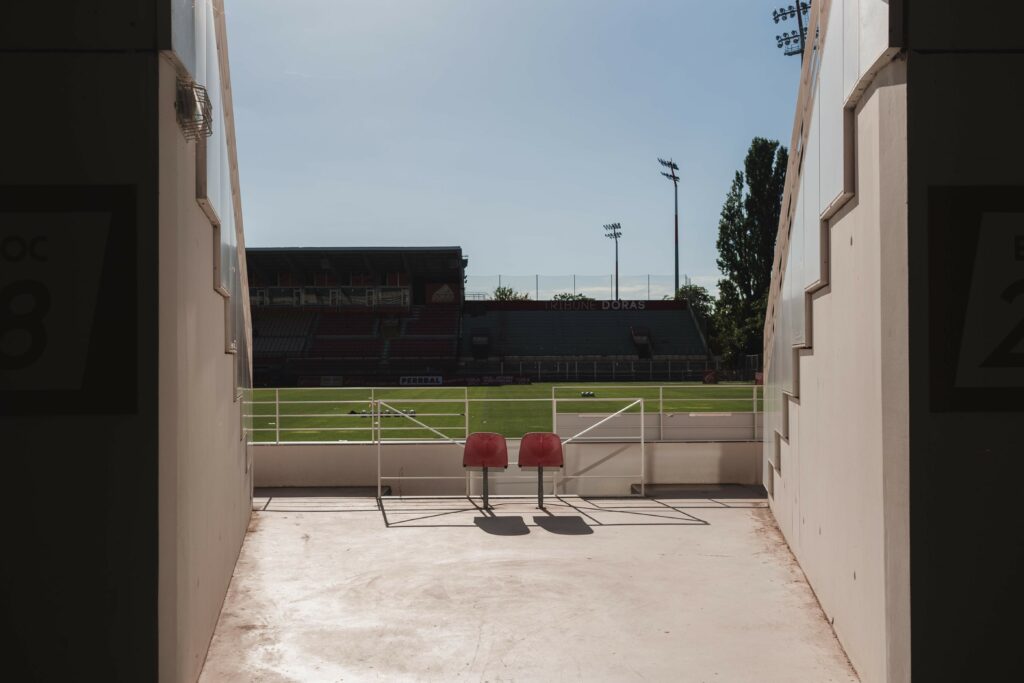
[[0, 2, 251, 680], [253, 440, 762, 495], [762, 2, 910, 682], [765, 1, 1024, 681], [157, 2, 253, 683]]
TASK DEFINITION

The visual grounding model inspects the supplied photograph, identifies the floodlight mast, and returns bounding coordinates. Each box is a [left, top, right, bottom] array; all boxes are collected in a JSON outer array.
[[772, 2, 811, 59], [603, 222, 622, 300], [658, 158, 680, 296]]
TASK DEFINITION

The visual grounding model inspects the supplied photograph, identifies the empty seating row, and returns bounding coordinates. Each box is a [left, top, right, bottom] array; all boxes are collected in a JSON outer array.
[[253, 336, 307, 356], [404, 305, 460, 336], [314, 311, 378, 336], [252, 308, 316, 338], [462, 309, 705, 357], [389, 338, 456, 358], [308, 338, 384, 357]]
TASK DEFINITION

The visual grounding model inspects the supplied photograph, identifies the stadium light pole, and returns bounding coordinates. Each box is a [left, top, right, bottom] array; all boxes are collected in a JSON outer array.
[[658, 158, 680, 296], [772, 2, 811, 59], [604, 222, 622, 300]]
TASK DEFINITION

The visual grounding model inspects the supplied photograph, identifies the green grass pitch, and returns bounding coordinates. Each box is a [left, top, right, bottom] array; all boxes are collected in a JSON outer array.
[[247, 382, 763, 443]]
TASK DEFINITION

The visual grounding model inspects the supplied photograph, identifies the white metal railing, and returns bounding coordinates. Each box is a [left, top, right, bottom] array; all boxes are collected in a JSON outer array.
[[243, 384, 762, 445], [373, 397, 647, 498]]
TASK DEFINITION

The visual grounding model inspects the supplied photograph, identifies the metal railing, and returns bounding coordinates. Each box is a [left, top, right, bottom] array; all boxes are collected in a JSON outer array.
[[373, 397, 647, 498], [244, 384, 762, 444]]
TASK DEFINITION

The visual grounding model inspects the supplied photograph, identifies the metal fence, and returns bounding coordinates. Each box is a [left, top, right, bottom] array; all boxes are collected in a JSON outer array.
[[245, 385, 762, 444], [464, 274, 693, 301]]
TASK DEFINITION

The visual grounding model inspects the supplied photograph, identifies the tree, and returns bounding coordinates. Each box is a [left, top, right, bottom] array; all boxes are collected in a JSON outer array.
[[552, 292, 593, 301], [715, 137, 787, 364], [669, 284, 716, 355], [493, 285, 530, 301]]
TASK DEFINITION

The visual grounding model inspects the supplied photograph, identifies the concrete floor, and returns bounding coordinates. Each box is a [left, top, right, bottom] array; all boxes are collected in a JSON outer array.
[[200, 489, 858, 682]]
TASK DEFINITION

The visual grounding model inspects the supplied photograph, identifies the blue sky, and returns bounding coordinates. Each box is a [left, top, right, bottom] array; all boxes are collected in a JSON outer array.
[[228, 1, 800, 292]]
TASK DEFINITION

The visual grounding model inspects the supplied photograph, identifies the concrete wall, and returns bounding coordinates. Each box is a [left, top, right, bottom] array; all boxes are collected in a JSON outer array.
[[254, 440, 761, 495], [157, 3, 253, 682], [771, 61, 909, 683], [0, 3, 162, 679], [762, 3, 910, 682], [157, 55, 252, 683], [904, 3, 1024, 679]]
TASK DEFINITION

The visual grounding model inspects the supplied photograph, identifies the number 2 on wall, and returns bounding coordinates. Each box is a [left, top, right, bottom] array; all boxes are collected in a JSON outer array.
[[981, 279, 1024, 368]]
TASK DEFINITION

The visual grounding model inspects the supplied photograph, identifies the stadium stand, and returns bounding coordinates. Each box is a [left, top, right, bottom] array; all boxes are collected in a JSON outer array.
[[247, 247, 710, 386], [460, 303, 705, 358]]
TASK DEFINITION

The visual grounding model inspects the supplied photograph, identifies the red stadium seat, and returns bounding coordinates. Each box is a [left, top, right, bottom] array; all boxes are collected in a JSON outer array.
[[518, 432, 564, 468], [463, 432, 509, 469], [463, 432, 508, 510], [518, 432, 563, 509]]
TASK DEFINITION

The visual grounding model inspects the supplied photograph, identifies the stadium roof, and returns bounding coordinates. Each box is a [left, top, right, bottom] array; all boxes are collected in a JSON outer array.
[[246, 246, 466, 281]]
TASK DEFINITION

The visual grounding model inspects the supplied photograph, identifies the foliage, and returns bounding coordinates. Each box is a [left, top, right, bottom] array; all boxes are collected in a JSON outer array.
[[714, 137, 788, 365], [492, 285, 530, 301], [552, 292, 594, 301], [670, 284, 716, 354]]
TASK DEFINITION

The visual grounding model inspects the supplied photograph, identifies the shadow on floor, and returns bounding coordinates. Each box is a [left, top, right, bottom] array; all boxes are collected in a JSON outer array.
[[631, 484, 767, 500], [533, 515, 594, 535], [474, 516, 530, 535]]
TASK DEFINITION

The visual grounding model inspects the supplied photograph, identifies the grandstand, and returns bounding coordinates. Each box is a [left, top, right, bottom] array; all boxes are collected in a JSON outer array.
[[248, 247, 710, 386], [462, 300, 706, 359]]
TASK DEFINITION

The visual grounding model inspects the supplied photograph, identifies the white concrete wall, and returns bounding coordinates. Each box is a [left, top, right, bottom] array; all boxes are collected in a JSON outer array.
[[254, 440, 761, 496], [768, 59, 909, 683], [762, 3, 911, 681], [157, 52, 252, 683]]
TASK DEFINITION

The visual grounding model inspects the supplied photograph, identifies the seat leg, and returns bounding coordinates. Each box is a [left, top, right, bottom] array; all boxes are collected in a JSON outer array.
[[482, 466, 489, 510], [538, 467, 544, 508]]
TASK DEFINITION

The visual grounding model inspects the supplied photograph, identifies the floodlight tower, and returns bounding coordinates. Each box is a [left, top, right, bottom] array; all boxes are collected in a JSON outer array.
[[658, 158, 680, 295], [604, 222, 622, 300], [772, 2, 811, 58]]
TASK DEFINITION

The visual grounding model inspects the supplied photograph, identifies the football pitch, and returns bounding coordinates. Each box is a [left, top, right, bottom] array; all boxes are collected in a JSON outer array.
[[248, 382, 763, 443]]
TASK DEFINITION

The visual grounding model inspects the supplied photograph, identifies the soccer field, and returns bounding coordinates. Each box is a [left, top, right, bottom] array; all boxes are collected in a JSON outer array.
[[248, 382, 763, 443]]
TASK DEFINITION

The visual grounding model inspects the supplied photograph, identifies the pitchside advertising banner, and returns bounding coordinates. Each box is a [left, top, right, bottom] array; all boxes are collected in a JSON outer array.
[[400, 376, 443, 386]]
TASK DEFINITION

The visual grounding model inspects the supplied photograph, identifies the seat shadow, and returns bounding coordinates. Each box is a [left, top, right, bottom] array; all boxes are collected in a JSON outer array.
[[474, 516, 530, 535], [533, 515, 594, 535]]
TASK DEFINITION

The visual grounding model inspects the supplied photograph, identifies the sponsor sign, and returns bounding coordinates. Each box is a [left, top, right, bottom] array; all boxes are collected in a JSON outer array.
[[546, 300, 648, 311], [400, 375, 443, 386], [464, 375, 532, 386]]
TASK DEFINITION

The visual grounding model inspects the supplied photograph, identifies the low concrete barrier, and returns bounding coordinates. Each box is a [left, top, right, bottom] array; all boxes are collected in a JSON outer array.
[[254, 439, 761, 496]]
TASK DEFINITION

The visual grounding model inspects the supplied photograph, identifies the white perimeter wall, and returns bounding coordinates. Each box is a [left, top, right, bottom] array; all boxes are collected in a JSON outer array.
[[157, 56, 253, 683], [254, 440, 761, 496]]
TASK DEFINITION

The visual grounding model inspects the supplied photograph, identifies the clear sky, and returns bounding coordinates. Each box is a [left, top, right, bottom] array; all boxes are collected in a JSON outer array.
[[228, 0, 800, 292]]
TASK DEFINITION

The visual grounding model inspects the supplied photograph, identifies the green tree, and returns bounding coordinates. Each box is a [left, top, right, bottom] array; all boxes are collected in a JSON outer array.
[[493, 285, 530, 301], [670, 283, 716, 354], [552, 292, 593, 301], [715, 137, 787, 364]]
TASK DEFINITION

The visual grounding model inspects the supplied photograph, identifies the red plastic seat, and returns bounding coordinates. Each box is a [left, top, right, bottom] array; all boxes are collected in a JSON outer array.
[[518, 432, 564, 468], [518, 432, 563, 509], [463, 432, 509, 469]]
